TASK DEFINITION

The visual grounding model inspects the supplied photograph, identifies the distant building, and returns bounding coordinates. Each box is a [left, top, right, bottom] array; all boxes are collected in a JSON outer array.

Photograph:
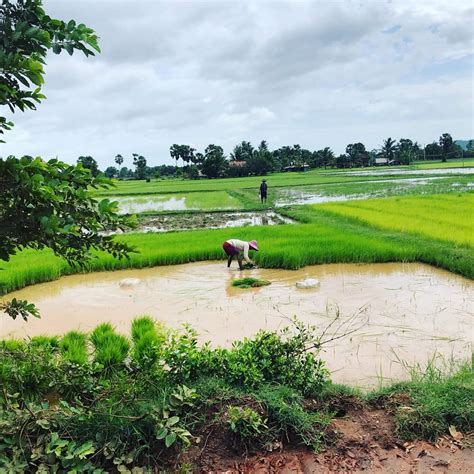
[[229, 160, 247, 168], [374, 158, 395, 166], [283, 162, 310, 172]]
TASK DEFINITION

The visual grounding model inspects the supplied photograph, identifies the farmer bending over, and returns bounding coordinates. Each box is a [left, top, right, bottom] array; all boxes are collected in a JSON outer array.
[[223, 239, 259, 270]]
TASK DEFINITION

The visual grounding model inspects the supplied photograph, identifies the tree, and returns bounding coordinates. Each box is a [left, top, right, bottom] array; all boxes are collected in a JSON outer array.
[[115, 154, 124, 167], [77, 155, 99, 176], [230, 141, 254, 162], [439, 133, 453, 162], [132, 153, 147, 180], [467, 140, 474, 151], [0, 1, 133, 321], [424, 142, 442, 160], [247, 140, 274, 175], [169, 144, 195, 169], [345, 143, 368, 167], [315, 147, 335, 168], [104, 166, 118, 178], [0, 0, 100, 140], [397, 138, 414, 165], [381, 137, 397, 163], [200, 144, 228, 178]]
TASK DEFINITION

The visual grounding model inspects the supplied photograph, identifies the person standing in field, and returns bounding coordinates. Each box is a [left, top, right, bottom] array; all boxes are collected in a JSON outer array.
[[259, 179, 268, 203], [223, 239, 259, 270]]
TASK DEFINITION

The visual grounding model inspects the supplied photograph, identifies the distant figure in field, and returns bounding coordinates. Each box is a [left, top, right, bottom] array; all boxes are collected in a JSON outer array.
[[223, 239, 259, 270], [259, 179, 268, 203]]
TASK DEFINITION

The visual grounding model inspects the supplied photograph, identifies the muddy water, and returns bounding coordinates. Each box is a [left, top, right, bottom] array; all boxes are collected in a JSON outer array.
[[133, 211, 295, 233], [1, 262, 472, 386], [115, 195, 187, 214]]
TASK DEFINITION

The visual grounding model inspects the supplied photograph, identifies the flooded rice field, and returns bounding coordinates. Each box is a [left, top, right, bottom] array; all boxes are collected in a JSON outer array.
[[2, 262, 472, 387], [332, 167, 474, 176], [275, 176, 473, 206], [120, 211, 295, 233], [114, 191, 239, 214]]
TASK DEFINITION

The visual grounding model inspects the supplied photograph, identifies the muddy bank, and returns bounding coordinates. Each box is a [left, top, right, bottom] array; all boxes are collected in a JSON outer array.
[[2, 262, 472, 387], [189, 402, 474, 473], [123, 211, 295, 233]]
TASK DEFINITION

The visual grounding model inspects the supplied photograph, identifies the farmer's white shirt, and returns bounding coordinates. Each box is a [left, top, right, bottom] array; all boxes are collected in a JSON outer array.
[[226, 239, 251, 263]]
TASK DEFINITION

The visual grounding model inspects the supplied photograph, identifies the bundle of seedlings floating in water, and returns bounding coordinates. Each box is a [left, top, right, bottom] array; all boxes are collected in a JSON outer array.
[[231, 277, 271, 289]]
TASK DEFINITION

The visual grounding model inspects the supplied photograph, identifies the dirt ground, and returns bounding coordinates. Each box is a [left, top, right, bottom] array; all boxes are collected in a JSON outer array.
[[181, 403, 473, 473]]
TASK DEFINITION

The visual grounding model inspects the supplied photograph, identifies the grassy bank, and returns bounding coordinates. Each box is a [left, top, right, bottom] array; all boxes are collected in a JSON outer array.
[[1, 193, 473, 295], [1, 318, 472, 471]]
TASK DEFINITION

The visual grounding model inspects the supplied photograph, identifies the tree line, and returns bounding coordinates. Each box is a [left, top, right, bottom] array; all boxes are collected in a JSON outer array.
[[100, 134, 472, 180]]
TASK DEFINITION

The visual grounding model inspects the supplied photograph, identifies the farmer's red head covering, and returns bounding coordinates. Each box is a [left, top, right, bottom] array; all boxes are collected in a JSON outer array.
[[249, 240, 259, 251]]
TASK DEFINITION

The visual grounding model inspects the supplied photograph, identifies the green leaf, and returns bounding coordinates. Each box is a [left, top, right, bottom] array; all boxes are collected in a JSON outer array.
[[165, 432, 177, 448]]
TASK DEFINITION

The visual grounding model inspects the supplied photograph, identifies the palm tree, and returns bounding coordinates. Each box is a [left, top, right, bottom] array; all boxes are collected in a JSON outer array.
[[318, 147, 335, 168], [382, 138, 397, 164]]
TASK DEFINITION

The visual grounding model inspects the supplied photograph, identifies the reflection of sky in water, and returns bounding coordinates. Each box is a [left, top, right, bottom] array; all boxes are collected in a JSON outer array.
[[115, 196, 187, 214], [275, 176, 473, 207], [332, 167, 474, 176]]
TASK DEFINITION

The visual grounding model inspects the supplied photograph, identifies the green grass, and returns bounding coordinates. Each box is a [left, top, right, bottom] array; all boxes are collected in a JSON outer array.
[[369, 358, 473, 441], [0, 193, 472, 297], [59, 331, 88, 365], [317, 193, 474, 247]]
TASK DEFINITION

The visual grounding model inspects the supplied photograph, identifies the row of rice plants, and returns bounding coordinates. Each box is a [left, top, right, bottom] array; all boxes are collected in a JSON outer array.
[[0, 220, 413, 294], [318, 193, 474, 247]]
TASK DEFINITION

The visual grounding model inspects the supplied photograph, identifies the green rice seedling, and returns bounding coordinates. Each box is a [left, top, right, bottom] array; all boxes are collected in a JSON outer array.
[[131, 316, 156, 341], [0, 339, 26, 351], [131, 316, 165, 367], [231, 277, 271, 289], [90, 323, 115, 347], [91, 325, 129, 369], [29, 335, 60, 351], [59, 331, 88, 365]]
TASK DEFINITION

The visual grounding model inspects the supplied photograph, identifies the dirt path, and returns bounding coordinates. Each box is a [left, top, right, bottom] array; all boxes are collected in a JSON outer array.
[[185, 404, 473, 473]]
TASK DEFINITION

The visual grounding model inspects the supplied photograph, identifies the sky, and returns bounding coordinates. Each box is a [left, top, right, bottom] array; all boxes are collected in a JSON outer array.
[[1, 0, 473, 169]]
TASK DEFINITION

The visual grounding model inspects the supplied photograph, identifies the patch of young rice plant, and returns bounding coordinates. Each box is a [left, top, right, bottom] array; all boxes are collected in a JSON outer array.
[[90, 325, 129, 368], [131, 316, 165, 366], [60, 331, 88, 365], [29, 336, 59, 351], [318, 193, 474, 247]]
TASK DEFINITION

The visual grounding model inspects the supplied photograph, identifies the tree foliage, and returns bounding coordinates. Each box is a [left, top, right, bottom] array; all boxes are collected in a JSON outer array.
[[0, 0, 100, 139], [77, 155, 98, 176], [0, 156, 134, 264]]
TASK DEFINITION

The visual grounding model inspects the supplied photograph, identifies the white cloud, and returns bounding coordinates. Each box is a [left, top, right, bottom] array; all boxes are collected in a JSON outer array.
[[1, 0, 472, 166]]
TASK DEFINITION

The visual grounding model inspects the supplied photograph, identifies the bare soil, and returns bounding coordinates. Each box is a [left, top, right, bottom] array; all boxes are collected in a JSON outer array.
[[181, 403, 474, 473]]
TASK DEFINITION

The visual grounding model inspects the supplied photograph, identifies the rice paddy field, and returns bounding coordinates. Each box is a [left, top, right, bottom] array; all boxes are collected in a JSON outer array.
[[1, 192, 473, 296]]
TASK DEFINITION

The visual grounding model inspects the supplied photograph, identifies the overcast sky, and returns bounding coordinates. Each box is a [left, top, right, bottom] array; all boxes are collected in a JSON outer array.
[[1, 0, 473, 168]]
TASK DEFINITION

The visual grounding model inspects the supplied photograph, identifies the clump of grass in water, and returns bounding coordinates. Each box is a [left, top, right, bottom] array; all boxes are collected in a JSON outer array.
[[232, 277, 271, 289], [60, 331, 88, 365], [131, 316, 165, 367], [90, 324, 129, 368]]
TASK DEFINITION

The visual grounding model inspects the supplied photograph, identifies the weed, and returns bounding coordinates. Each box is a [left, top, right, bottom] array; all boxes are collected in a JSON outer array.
[[227, 406, 268, 446]]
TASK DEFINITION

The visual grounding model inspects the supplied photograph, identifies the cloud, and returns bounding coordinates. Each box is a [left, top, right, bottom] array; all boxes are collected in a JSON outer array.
[[1, 0, 472, 167]]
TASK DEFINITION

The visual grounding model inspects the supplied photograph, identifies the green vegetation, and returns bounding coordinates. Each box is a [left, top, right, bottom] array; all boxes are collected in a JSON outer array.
[[231, 277, 271, 288], [1, 319, 471, 471], [369, 359, 473, 441], [0, 319, 330, 471], [318, 193, 474, 247], [1, 193, 472, 297]]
